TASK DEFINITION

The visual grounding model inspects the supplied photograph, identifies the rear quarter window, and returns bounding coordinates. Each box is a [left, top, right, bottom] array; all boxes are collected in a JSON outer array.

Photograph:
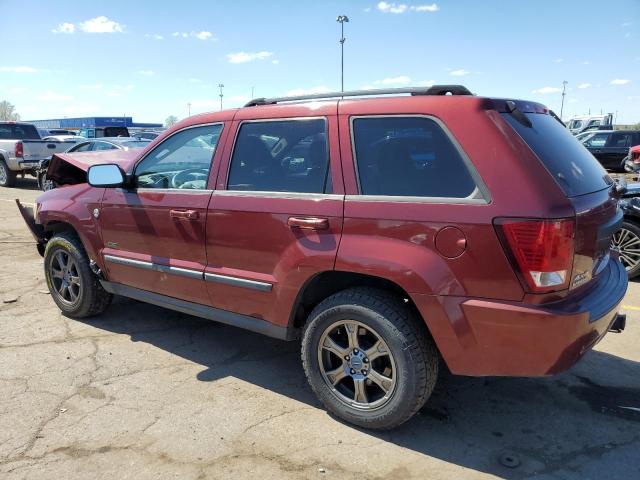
[[351, 116, 481, 200], [502, 113, 610, 197]]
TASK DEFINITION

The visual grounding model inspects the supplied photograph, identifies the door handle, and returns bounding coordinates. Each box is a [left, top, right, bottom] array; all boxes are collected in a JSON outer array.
[[288, 216, 329, 230], [170, 209, 199, 220], [594, 149, 601, 153]]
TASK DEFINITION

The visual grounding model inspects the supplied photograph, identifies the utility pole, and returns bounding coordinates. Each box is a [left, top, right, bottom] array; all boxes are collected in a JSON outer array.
[[251, 86, 254, 99], [187, 102, 191, 117], [336, 15, 349, 93], [560, 80, 568, 120], [218, 84, 224, 111]]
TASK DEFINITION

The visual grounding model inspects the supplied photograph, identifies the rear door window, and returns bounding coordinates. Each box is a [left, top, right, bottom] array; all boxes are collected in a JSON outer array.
[[227, 119, 330, 194], [502, 113, 609, 197], [606, 132, 632, 148], [584, 133, 609, 148], [351, 116, 479, 199]]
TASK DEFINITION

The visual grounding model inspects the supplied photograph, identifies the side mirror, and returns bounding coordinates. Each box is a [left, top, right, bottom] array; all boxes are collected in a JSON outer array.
[[87, 164, 125, 188]]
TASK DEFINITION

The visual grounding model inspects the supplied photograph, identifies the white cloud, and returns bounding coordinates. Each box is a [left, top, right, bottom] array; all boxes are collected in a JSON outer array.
[[227, 51, 274, 64], [450, 69, 470, 76], [285, 86, 331, 97], [145, 33, 164, 40], [79, 16, 124, 33], [554, 58, 563, 63], [582, 60, 590, 65], [377, 75, 411, 85], [228, 95, 250, 104], [413, 3, 439, 12], [36, 91, 74, 102], [190, 99, 219, 109], [52, 22, 75, 34], [532, 86, 561, 94], [0, 66, 38, 73], [418, 79, 436, 86], [622, 21, 632, 27], [137, 70, 154, 76], [188, 78, 202, 83], [106, 84, 134, 97], [377, 2, 407, 13], [271, 59, 280, 65], [79, 83, 104, 90], [577, 83, 591, 89], [376, 2, 438, 13], [194, 31, 213, 40], [568, 98, 579, 104], [9, 87, 28, 94], [172, 31, 216, 40], [610, 78, 630, 85]]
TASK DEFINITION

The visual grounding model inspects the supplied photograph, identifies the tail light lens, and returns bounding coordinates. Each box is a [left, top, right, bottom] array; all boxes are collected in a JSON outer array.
[[495, 218, 575, 293], [15, 141, 23, 158]]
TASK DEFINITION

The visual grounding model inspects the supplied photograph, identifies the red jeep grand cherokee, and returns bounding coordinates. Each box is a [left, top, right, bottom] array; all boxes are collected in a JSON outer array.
[[17, 86, 628, 429]]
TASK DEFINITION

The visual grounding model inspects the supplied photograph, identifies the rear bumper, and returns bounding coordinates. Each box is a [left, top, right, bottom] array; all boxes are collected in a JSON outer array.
[[414, 258, 628, 376]]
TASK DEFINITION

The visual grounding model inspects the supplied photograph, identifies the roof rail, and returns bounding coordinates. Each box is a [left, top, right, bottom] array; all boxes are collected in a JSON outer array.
[[243, 84, 472, 107]]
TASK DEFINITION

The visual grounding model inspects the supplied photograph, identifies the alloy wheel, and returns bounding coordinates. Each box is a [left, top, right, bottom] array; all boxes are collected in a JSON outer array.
[[317, 320, 396, 410], [612, 227, 640, 272], [0, 164, 7, 185], [49, 250, 82, 305]]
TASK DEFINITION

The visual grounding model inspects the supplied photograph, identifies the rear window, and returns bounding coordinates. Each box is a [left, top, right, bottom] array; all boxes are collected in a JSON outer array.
[[0, 124, 40, 140], [502, 113, 610, 197], [352, 116, 479, 199]]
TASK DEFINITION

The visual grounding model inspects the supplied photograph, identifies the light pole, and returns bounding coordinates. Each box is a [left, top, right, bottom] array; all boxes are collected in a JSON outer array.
[[218, 84, 224, 111], [187, 102, 191, 117], [560, 80, 568, 120], [336, 15, 349, 92]]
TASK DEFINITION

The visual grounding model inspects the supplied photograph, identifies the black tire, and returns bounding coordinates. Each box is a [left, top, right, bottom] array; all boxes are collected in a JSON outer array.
[[44, 232, 112, 317], [301, 287, 438, 430], [0, 158, 17, 187], [613, 220, 640, 280]]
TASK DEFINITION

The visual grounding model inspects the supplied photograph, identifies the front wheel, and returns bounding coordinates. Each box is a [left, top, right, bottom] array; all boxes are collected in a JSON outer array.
[[44, 232, 112, 317], [612, 221, 640, 279], [301, 287, 438, 430]]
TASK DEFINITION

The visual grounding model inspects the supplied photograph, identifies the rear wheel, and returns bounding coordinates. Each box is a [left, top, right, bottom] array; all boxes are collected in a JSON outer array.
[[612, 220, 640, 279], [44, 232, 112, 317], [301, 287, 438, 430], [0, 159, 17, 187]]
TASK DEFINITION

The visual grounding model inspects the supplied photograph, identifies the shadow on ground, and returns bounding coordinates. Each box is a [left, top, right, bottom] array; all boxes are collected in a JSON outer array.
[[5, 177, 40, 192], [77, 297, 640, 479]]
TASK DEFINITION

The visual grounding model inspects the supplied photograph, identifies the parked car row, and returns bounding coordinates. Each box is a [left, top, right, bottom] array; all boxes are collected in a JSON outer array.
[[16, 85, 628, 429]]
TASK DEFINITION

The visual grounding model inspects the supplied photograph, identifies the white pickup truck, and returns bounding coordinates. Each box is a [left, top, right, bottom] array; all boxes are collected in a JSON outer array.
[[0, 122, 75, 187]]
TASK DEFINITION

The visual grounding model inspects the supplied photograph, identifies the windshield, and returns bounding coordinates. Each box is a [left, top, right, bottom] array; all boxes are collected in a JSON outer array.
[[502, 112, 610, 197]]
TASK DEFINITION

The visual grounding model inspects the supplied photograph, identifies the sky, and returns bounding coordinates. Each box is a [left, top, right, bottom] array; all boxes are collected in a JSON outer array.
[[0, 0, 638, 124]]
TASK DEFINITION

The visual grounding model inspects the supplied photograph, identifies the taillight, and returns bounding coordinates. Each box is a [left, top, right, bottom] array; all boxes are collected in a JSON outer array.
[[15, 141, 23, 158], [495, 218, 575, 293]]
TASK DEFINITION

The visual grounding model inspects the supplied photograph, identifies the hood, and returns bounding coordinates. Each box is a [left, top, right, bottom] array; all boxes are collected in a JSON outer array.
[[47, 149, 141, 186]]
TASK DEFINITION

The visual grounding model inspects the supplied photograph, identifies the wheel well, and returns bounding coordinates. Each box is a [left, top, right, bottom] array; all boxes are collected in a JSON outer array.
[[289, 271, 425, 332], [43, 221, 80, 240]]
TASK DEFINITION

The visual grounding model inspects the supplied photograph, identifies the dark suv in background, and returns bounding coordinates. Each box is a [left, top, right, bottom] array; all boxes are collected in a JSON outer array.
[[17, 86, 627, 429], [583, 130, 640, 171]]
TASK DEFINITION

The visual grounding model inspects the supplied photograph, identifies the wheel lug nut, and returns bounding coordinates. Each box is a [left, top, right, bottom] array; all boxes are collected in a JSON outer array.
[[363, 358, 369, 363], [362, 370, 367, 375], [345, 355, 350, 360], [354, 348, 359, 354], [350, 369, 355, 375]]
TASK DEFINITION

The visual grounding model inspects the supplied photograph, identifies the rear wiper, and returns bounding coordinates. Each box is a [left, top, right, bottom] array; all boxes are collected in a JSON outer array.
[[505, 100, 532, 128]]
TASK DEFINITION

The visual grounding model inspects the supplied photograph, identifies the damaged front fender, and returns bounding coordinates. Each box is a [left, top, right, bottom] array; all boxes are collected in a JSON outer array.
[[15, 199, 46, 256]]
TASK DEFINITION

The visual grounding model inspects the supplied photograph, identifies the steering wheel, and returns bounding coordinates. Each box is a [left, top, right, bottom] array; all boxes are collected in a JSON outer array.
[[171, 168, 209, 189]]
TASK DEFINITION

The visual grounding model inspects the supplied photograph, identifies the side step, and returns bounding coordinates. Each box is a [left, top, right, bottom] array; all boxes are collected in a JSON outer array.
[[99, 280, 291, 340]]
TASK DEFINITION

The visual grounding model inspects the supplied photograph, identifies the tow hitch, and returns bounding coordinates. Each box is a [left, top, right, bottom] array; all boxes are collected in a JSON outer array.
[[609, 313, 626, 333]]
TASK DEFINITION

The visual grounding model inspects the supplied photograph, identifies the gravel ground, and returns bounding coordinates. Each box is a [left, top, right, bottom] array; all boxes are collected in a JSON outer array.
[[1, 178, 639, 480]]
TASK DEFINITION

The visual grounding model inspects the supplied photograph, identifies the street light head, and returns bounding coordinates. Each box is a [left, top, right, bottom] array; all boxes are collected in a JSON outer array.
[[336, 15, 349, 23]]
